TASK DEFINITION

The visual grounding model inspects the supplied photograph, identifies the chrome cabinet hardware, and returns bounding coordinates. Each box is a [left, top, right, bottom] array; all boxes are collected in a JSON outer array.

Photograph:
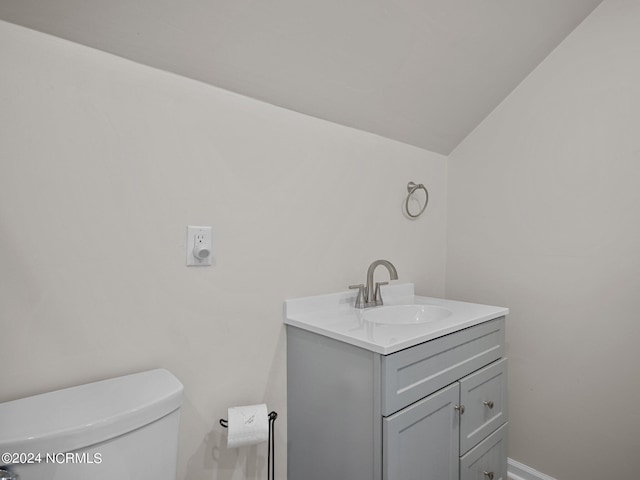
[[483, 400, 494, 409], [484, 471, 494, 479], [454, 404, 465, 414]]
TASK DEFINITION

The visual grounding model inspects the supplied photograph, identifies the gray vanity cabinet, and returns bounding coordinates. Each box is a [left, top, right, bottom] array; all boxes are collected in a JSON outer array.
[[287, 317, 507, 480]]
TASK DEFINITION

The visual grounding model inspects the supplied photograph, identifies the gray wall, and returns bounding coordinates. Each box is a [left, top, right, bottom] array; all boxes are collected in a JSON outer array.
[[446, 1, 640, 479], [0, 20, 447, 480]]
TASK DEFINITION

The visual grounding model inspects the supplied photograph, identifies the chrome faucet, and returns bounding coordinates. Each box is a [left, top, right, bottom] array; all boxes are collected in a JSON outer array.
[[349, 259, 398, 308]]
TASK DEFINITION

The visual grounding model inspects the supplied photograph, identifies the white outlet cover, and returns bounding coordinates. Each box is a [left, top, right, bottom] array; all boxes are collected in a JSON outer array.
[[186, 226, 212, 266]]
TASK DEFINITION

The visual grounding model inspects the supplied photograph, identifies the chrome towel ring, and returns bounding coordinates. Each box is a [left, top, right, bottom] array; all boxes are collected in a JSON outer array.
[[404, 182, 429, 218]]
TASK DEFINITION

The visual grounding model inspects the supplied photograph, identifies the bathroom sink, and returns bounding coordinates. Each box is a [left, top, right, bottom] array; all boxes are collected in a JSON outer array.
[[285, 283, 509, 354], [363, 304, 452, 325]]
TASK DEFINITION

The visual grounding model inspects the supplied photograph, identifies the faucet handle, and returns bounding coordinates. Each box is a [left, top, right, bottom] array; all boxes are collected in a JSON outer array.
[[349, 284, 367, 309], [373, 282, 389, 306]]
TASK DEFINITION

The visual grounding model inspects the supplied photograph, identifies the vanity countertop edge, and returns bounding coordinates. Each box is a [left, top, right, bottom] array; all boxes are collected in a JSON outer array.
[[284, 283, 508, 355]]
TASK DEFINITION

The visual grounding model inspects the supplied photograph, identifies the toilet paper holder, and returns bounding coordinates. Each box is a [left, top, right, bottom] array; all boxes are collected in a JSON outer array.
[[219, 410, 277, 428], [220, 411, 278, 480]]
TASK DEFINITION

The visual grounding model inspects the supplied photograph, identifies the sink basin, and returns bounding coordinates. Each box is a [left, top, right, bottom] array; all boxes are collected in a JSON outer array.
[[363, 304, 452, 325]]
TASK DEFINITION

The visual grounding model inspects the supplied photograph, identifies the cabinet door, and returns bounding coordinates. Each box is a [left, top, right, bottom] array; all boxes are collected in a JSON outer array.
[[383, 383, 459, 480], [459, 358, 508, 454]]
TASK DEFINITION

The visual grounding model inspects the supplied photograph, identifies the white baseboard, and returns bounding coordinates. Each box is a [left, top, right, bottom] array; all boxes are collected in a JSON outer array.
[[507, 458, 558, 480]]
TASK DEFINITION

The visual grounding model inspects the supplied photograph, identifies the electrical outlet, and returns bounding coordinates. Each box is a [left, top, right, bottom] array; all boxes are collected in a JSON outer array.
[[187, 226, 212, 266]]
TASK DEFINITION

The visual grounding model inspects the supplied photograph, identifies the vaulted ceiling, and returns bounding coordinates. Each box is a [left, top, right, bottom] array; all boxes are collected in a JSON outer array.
[[0, 0, 603, 154]]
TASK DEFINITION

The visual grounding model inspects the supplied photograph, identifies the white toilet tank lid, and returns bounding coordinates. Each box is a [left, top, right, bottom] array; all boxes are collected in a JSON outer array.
[[0, 369, 184, 457]]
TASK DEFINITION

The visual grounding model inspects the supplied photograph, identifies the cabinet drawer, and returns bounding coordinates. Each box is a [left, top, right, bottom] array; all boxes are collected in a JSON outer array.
[[460, 422, 507, 480], [460, 358, 508, 454], [381, 318, 505, 416]]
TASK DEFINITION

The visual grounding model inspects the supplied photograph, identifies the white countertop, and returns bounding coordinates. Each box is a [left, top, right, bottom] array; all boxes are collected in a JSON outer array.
[[284, 283, 508, 354]]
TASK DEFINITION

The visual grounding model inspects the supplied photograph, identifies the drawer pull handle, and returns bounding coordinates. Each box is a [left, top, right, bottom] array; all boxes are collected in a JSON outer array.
[[484, 471, 494, 480], [483, 400, 494, 409], [454, 404, 465, 414]]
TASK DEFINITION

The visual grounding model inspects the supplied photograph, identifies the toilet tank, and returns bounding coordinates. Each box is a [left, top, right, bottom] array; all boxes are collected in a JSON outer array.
[[0, 369, 183, 480]]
